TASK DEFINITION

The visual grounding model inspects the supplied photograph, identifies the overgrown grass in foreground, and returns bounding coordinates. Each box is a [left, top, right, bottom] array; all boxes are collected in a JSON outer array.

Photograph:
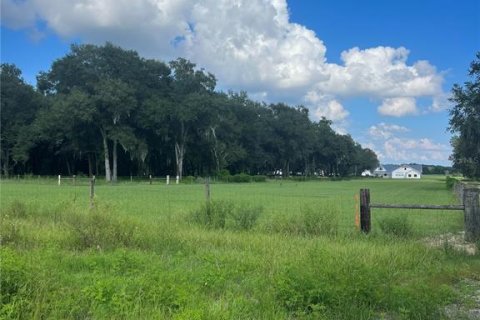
[[1, 177, 479, 319]]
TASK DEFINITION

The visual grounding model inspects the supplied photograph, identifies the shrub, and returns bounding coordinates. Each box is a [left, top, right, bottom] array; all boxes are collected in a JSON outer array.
[[64, 206, 140, 250], [182, 176, 196, 184], [378, 215, 413, 237], [217, 170, 232, 182], [301, 206, 338, 237], [4, 200, 29, 219], [230, 204, 262, 230], [445, 176, 458, 190], [266, 205, 339, 237], [230, 173, 251, 183], [190, 201, 232, 229], [190, 201, 262, 230], [252, 175, 267, 182]]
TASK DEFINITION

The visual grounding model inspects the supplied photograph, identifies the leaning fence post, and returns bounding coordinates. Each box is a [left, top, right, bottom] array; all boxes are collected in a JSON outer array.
[[90, 175, 96, 208], [360, 189, 371, 233], [463, 187, 480, 242], [205, 177, 211, 202]]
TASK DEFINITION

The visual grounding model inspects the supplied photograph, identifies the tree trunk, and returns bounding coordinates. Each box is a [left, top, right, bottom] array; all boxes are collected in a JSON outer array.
[[175, 141, 185, 180], [66, 158, 72, 176], [283, 160, 290, 177], [95, 153, 99, 176], [3, 149, 10, 178], [88, 154, 93, 177], [101, 130, 111, 182], [112, 139, 118, 183], [175, 123, 188, 180]]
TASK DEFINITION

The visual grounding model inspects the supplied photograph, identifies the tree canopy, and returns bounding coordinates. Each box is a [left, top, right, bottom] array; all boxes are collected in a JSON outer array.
[[449, 52, 480, 179], [1, 43, 379, 179]]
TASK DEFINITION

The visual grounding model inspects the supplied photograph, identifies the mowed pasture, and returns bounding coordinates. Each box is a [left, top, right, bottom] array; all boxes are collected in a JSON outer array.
[[1, 176, 479, 319]]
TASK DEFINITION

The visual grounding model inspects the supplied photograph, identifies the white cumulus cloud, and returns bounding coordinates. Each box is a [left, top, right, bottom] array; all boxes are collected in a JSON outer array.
[[378, 97, 418, 117], [368, 122, 409, 139], [383, 137, 449, 163], [364, 123, 451, 164], [1, 0, 448, 123]]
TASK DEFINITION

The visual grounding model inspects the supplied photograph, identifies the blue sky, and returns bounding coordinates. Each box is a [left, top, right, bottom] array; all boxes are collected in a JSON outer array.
[[1, 0, 479, 165]]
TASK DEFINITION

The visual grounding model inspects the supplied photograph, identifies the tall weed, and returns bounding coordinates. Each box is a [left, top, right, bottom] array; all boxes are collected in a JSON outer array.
[[266, 204, 339, 237], [190, 200, 262, 230], [378, 215, 413, 238], [64, 205, 140, 250]]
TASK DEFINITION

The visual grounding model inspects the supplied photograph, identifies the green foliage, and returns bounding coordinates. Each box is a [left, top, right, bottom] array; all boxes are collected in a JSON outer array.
[[252, 175, 267, 182], [64, 206, 140, 250], [275, 247, 455, 319], [446, 176, 459, 190], [217, 169, 231, 178], [2, 44, 378, 180], [378, 215, 413, 238], [191, 201, 231, 229], [181, 175, 196, 184], [230, 203, 263, 230], [449, 52, 480, 178], [230, 173, 252, 183], [190, 200, 262, 230], [301, 206, 339, 237], [0, 177, 476, 319], [266, 205, 339, 237]]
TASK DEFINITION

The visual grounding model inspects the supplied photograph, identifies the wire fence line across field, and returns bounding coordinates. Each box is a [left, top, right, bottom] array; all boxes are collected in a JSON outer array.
[[0, 175, 467, 237]]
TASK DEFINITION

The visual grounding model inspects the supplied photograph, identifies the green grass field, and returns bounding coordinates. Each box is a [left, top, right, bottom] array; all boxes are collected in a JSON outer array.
[[1, 176, 479, 319]]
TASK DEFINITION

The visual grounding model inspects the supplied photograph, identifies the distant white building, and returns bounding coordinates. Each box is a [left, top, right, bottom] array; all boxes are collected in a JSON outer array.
[[374, 164, 423, 179], [373, 165, 389, 178], [391, 165, 421, 179]]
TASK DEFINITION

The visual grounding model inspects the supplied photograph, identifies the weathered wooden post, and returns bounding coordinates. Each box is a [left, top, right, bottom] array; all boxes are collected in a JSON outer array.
[[166, 175, 170, 185], [463, 187, 480, 242], [205, 177, 211, 202], [90, 175, 96, 209], [360, 189, 371, 233]]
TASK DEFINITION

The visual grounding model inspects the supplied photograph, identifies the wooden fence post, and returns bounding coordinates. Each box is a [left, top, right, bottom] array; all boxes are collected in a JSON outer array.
[[90, 176, 96, 208], [360, 189, 371, 233], [205, 177, 211, 202], [149, 174, 153, 185], [58, 175, 61, 186], [463, 187, 480, 242], [166, 175, 170, 185], [176, 175, 179, 185]]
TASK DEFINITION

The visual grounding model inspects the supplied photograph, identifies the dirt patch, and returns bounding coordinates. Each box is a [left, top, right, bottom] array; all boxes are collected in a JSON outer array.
[[423, 231, 478, 255], [444, 279, 480, 319]]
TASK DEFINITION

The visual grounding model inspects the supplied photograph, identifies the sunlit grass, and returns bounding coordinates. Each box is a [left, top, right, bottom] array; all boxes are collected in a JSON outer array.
[[1, 176, 478, 319]]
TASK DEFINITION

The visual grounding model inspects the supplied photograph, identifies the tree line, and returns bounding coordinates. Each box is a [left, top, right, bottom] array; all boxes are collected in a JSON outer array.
[[1, 43, 379, 181], [449, 52, 480, 179]]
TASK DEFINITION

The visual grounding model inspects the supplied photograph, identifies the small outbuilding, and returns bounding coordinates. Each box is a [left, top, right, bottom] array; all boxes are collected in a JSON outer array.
[[361, 170, 372, 177], [373, 165, 389, 178]]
